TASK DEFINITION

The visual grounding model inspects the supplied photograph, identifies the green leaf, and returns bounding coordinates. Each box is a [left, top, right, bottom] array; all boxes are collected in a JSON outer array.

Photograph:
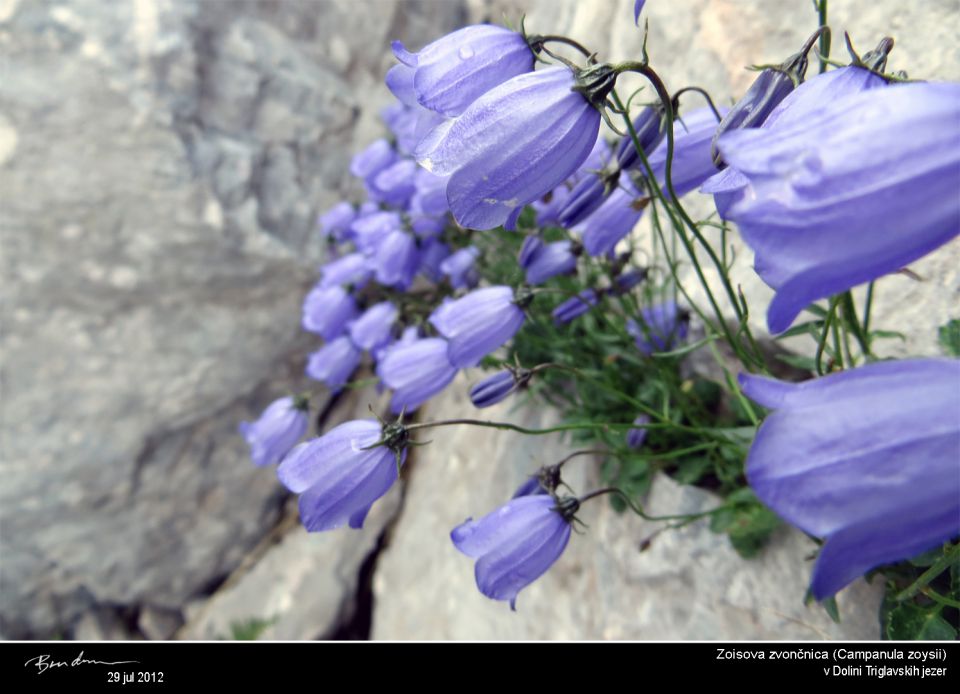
[[938, 319, 960, 356], [673, 456, 712, 485], [870, 329, 907, 343], [776, 354, 817, 372], [710, 490, 782, 558], [774, 320, 823, 340], [909, 547, 943, 568], [820, 596, 841, 624], [226, 617, 276, 641], [803, 304, 829, 319], [885, 603, 957, 641], [650, 333, 718, 358]]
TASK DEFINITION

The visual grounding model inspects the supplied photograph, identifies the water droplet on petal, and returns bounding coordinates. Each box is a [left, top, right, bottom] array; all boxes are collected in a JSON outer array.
[[459, 46, 475, 60]]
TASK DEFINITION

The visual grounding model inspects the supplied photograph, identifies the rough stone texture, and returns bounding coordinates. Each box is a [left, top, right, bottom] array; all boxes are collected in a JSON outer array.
[[371, 376, 885, 640], [472, 0, 960, 358], [0, 0, 463, 638]]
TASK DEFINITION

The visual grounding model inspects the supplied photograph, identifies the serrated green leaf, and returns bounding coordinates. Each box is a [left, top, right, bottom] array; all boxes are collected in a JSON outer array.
[[938, 319, 960, 357], [885, 603, 957, 641]]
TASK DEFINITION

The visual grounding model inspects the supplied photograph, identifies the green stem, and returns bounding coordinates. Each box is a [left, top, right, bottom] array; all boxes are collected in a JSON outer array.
[[895, 543, 960, 602], [817, 0, 830, 74], [840, 290, 871, 360], [920, 588, 960, 610], [815, 297, 839, 375], [405, 418, 636, 437]]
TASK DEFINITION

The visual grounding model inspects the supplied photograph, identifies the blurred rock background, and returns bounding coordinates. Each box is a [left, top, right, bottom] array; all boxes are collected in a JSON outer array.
[[1, 0, 956, 639]]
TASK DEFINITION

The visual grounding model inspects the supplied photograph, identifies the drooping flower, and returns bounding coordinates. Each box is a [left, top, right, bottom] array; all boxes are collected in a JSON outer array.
[[318, 201, 356, 240], [369, 159, 418, 207], [350, 138, 397, 182], [418, 238, 451, 282], [710, 29, 822, 167], [351, 211, 403, 256], [645, 105, 728, 200], [319, 252, 372, 290], [740, 359, 960, 600], [306, 336, 362, 392], [376, 337, 459, 413], [715, 82, 960, 333], [634, 0, 646, 25], [552, 289, 599, 325], [429, 286, 527, 368], [348, 301, 398, 352], [469, 368, 532, 409], [439, 246, 480, 289], [302, 284, 358, 340], [520, 239, 578, 285], [417, 64, 614, 230], [627, 301, 689, 355], [373, 230, 420, 290], [278, 419, 407, 531], [239, 395, 309, 467], [391, 25, 536, 118], [702, 53, 891, 219], [626, 414, 651, 449], [573, 175, 644, 257], [451, 494, 576, 609]]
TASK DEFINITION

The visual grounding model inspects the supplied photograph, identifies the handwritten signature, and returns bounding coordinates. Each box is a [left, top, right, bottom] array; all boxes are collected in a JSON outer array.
[[24, 651, 140, 675]]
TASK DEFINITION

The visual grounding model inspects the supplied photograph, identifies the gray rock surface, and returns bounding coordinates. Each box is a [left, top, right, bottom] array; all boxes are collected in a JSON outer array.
[[0, 0, 462, 638], [371, 375, 885, 640]]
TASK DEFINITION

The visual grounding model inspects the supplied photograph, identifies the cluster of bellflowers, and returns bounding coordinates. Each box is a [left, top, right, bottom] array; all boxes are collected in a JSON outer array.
[[239, 0, 960, 618]]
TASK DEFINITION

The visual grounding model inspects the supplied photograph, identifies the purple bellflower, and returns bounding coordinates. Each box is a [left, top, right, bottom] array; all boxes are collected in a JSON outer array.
[[615, 101, 667, 172], [469, 368, 532, 409], [239, 395, 309, 467], [573, 175, 644, 257], [626, 414, 651, 449], [302, 284, 359, 340], [429, 286, 527, 368], [349, 301, 398, 352], [416, 64, 614, 230], [418, 238, 451, 282], [634, 0, 646, 25], [715, 82, 960, 334], [645, 105, 728, 200], [319, 252, 372, 290], [710, 29, 822, 167], [552, 289, 599, 325], [278, 419, 406, 531], [350, 138, 397, 182], [391, 25, 535, 118], [376, 337, 459, 413], [373, 230, 420, 290], [702, 54, 891, 219], [306, 336, 362, 392], [440, 246, 480, 289], [521, 239, 578, 285], [627, 301, 689, 355], [740, 359, 960, 600], [318, 201, 356, 240], [369, 159, 418, 207], [451, 494, 576, 610]]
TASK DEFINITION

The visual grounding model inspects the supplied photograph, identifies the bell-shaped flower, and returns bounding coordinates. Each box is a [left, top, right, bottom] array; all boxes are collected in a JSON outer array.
[[351, 211, 403, 255], [627, 301, 689, 355], [416, 65, 612, 230], [429, 286, 526, 368], [468, 367, 531, 409], [239, 396, 309, 467], [348, 301, 398, 352], [626, 414, 651, 449], [372, 230, 420, 290], [573, 175, 644, 257], [715, 82, 960, 333], [439, 246, 480, 289], [552, 289, 599, 325], [634, 0, 646, 25], [278, 419, 406, 532], [451, 494, 575, 610], [369, 159, 418, 207], [302, 284, 358, 340], [391, 25, 535, 118], [318, 201, 356, 240], [306, 336, 361, 392], [645, 105, 727, 200], [740, 359, 960, 599], [376, 336, 459, 413], [350, 138, 397, 183], [615, 101, 667, 172], [319, 252, 372, 290], [520, 239, 578, 285], [418, 238, 451, 282], [702, 63, 889, 219]]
